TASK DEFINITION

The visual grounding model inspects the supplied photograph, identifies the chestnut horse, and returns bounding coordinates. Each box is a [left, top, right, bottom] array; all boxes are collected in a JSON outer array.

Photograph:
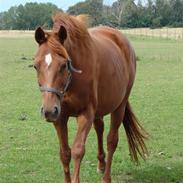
[[34, 13, 147, 183]]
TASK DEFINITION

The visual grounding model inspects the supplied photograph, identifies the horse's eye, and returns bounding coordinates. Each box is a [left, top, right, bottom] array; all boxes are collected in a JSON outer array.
[[60, 63, 66, 73]]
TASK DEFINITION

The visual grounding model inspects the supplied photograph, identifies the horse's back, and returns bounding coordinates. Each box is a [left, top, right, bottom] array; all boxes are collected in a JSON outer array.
[[89, 26, 136, 70], [89, 26, 136, 116]]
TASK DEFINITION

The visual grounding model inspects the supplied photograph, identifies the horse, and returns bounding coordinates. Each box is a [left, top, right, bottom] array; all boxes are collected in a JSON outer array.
[[34, 12, 148, 183]]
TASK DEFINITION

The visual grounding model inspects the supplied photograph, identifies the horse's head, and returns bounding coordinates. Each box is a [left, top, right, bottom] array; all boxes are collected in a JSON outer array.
[[34, 26, 81, 122]]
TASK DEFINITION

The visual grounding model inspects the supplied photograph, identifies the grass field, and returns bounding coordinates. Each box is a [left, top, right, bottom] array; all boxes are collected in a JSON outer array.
[[0, 34, 183, 183]]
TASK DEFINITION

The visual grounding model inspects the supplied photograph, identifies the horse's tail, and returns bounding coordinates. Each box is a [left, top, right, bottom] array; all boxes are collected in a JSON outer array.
[[123, 101, 148, 163]]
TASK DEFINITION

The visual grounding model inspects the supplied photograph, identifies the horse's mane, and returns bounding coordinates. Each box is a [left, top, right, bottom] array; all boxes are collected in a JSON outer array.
[[44, 13, 91, 58], [46, 32, 69, 59], [52, 12, 90, 43], [76, 14, 90, 27]]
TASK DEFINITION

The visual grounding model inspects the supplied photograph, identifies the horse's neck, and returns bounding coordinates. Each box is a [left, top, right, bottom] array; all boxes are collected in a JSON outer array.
[[65, 37, 93, 66], [65, 35, 95, 101]]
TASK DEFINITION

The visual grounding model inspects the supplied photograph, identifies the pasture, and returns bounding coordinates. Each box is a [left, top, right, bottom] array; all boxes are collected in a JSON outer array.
[[0, 33, 183, 183]]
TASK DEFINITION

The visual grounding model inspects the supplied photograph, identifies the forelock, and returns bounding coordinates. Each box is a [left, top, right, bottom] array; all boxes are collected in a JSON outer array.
[[46, 32, 69, 58]]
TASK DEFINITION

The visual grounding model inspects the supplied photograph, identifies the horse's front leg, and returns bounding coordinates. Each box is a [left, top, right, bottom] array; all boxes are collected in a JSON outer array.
[[71, 106, 94, 183], [94, 117, 106, 173], [54, 116, 71, 183]]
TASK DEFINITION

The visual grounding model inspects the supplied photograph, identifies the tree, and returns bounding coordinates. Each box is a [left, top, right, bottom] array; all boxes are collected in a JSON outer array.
[[139, 0, 156, 28], [87, 0, 103, 25], [136, 0, 144, 27], [111, 0, 126, 26], [102, 5, 118, 27], [67, 0, 103, 26], [119, 0, 139, 28], [155, 0, 171, 26], [0, 3, 60, 30], [67, 1, 90, 15], [1, 0, 183, 29], [0, 12, 4, 29], [20, 3, 59, 29], [2, 6, 18, 29], [169, 0, 183, 26]]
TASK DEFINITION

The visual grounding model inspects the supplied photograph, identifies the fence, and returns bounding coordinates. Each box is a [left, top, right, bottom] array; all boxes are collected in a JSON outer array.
[[1, 28, 183, 40], [121, 27, 183, 40], [0, 30, 34, 38]]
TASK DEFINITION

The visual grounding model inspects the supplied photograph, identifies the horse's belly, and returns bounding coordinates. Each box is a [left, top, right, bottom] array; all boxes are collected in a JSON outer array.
[[91, 28, 135, 116], [96, 57, 128, 116]]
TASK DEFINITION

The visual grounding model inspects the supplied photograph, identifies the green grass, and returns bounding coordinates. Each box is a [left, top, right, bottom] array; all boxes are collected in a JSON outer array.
[[0, 35, 183, 183]]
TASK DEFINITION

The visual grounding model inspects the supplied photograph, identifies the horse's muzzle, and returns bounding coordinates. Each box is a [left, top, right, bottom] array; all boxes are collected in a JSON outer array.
[[41, 106, 60, 122]]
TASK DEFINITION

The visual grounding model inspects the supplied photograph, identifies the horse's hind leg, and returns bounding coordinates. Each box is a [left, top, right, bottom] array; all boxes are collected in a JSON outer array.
[[93, 117, 106, 173], [102, 102, 126, 183]]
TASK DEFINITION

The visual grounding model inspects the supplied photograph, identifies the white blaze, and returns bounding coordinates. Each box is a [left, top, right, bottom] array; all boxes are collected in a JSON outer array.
[[45, 53, 52, 67]]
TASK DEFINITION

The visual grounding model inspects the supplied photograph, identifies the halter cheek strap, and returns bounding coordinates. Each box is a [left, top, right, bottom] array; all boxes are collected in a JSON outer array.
[[67, 59, 82, 74]]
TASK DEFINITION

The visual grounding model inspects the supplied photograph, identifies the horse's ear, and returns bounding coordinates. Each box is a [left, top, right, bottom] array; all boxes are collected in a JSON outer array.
[[58, 25, 67, 44], [35, 27, 46, 44]]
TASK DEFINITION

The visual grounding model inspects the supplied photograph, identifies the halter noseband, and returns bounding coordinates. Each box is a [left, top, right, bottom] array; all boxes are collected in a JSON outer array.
[[39, 59, 82, 98]]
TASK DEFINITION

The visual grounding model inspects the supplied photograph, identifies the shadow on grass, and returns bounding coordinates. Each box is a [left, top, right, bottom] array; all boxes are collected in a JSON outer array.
[[115, 163, 183, 183]]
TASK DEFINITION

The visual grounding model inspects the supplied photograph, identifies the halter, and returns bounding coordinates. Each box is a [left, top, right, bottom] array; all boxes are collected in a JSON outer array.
[[39, 59, 82, 98]]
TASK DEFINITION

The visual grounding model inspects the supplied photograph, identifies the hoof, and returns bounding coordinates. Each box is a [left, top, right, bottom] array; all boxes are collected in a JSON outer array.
[[97, 162, 106, 174], [97, 166, 105, 174], [102, 177, 111, 183]]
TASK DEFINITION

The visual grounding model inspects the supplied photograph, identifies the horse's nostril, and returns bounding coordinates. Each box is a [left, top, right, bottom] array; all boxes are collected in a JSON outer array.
[[53, 106, 59, 116], [41, 106, 59, 122]]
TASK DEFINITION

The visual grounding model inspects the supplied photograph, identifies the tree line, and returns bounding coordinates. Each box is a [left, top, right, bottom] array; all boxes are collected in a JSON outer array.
[[0, 0, 183, 30], [0, 3, 60, 30]]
